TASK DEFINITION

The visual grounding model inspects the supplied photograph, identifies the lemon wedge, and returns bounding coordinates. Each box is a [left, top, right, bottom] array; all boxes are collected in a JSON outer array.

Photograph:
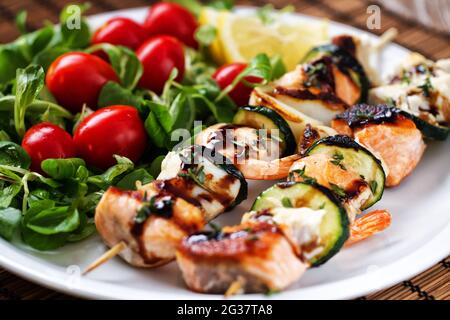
[[200, 8, 329, 71]]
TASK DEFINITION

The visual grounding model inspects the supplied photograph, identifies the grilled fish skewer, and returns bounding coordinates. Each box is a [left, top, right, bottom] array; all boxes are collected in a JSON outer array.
[[178, 204, 391, 294], [177, 182, 348, 294], [85, 146, 247, 273]]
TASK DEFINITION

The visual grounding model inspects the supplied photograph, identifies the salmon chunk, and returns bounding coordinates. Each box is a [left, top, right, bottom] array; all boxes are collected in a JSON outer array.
[[332, 104, 426, 187], [176, 222, 307, 294], [95, 181, 205, 268]]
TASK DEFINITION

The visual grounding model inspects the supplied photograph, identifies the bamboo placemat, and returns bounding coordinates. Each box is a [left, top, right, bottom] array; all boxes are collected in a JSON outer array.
[[0, 0, 449, 300]]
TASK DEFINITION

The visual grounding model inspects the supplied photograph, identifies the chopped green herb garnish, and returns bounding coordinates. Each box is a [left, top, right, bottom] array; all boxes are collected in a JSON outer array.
[[256, 4, 294, 25], [401, 70, 411, 84], [135, 207, 149, 224], [265, 288, 280, 296], [291, 167, 317, 185], [306, 62, 325, 76], [303, 62, 326, 88], [418, 77, 433, 97], [330, 183, 347, 198], [194, 24, 217, 46], [281, 197, 293, 208], [330, 151, 346, 170], [231, 139, 246, 148], [387, 98, 397, 107], [269, 132, 283, 143], [209, 222, 222, 233], [369, 180, 378, 194], [256, 4, 275, 25], [178, 165, 206, 186], [135, 195, 173, 224]]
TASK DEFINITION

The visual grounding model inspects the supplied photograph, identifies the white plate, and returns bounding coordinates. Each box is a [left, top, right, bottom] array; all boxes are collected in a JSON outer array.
[[0, 7, 449, 300]]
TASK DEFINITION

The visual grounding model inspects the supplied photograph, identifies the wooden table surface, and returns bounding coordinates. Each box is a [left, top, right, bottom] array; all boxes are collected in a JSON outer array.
[[0, 0, 449, 300]]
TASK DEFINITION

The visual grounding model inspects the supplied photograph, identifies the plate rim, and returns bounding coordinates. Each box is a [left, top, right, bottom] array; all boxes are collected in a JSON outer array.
[[1, 223, 448, 300]]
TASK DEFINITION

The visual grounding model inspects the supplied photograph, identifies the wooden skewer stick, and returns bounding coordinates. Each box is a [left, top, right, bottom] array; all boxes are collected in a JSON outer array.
[[224, 277, 244, 297], [375, 27, 398, 51], [83, 241, 126, 275]]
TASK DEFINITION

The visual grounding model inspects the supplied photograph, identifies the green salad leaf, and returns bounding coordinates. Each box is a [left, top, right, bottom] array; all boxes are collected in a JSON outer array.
[[145, 101, 174, 148], [0, 131, 11, 142], [0, 141, 31, 169], [67, 218, 96, 242], [0, 46, 28, 85], [0, 207, 22, 240], [27, 206, 80, 235], [0, 95, 72, 121], [41, 158, 86, 180], [14, 65, 45, 137], [169, 0, 203, 16], [195, 25, 217, 46], [87, 44, 143, 90], [87, 155, 135, 189], [149, 155, 165, 178], [216, 53, 272, 101], [15, 11, 28, 35], [59, 3, 91, 49], [170, 0, 234, 15], [116, 169, 154, 190], [32, 47, 70, 71], [21, 200, 68, 250], [98, 81, 143, 109], [0, 184, 22, 209]]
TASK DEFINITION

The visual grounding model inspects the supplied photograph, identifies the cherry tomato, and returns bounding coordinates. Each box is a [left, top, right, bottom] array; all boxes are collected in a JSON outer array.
[[46, 52, 119, 113], [92, 17, 147, 50], [22, 123, 76, 174], [73, 105, 147, 169], [143, 2, 198, 48], [212, 63, 263, 106], [136, 35, 185, 93]]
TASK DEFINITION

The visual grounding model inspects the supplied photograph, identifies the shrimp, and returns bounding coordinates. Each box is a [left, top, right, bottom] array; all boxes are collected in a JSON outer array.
[[345, 209, 392, 247], [234, 154, 301, 180], [196, 123, 301, 180]]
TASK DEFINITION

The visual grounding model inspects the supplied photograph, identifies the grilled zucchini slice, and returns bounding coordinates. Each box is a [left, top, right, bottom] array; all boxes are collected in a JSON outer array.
[[305, 135, 385, 210], [233, 105, 297, 156], [251, 181, 349, 266], [401, 111, 450, 140]]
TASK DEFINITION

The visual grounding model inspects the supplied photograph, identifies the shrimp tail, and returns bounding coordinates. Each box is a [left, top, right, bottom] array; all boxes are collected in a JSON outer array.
[[239, 154, 301, 180], [345, 209, 392, 247]]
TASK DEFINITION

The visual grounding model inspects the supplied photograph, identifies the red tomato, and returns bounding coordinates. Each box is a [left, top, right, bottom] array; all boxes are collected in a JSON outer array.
[[212, 63, 263, 106], [46, 52, 119, 113], [136, 35, 185, 93], [143, 2, 198, 48], [92, 17, 147, 50], [22, 123, 76, 174], [73, 105, 147, 169]]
